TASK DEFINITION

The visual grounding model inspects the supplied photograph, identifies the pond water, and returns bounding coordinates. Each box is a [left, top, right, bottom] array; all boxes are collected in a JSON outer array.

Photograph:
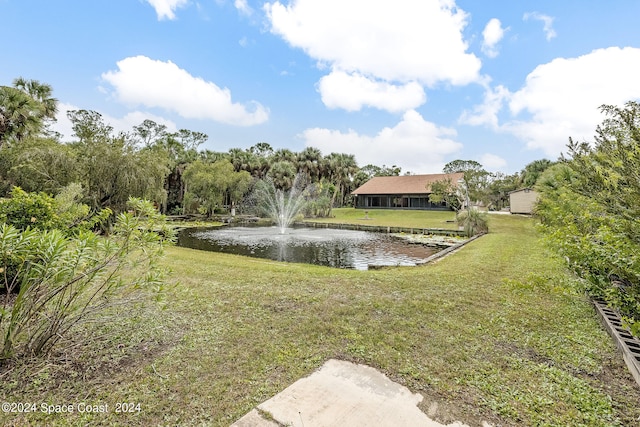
[[177, 226, 442, 270]]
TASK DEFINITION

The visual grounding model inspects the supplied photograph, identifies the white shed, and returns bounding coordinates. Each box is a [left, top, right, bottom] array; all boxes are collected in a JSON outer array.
[[509, 188, 539, 214]]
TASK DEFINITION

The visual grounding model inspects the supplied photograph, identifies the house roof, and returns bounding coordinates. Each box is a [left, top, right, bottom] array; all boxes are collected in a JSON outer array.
[[351, 173, 465, 195]]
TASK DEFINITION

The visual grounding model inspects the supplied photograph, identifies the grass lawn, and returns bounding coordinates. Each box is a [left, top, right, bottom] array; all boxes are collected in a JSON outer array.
[[306, 207, 459, 229], [1, 213, 639, 426]]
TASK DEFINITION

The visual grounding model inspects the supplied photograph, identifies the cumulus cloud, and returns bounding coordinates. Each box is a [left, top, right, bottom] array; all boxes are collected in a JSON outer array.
[[101, 55, 269, 126], [480, 153, 507, 171], [145, 0, 189, 20], [301, 110, 462, 173], [459, 84, 511, 128], [523, 12, 556, 41], [318, 70, 426, 112], [461, 47, 640, 157], [52, 102, 178, 141], [481, 18, 507, 58], [265, 0, 481, 113]]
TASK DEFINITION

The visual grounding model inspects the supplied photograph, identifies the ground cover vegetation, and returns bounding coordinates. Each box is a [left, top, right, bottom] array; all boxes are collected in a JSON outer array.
[[536, 101, 640, 336], [0, 214, 639, 426]]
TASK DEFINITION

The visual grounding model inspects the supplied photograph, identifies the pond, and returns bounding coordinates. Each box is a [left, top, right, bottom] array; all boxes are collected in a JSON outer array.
[[177, 225, 444, 270]]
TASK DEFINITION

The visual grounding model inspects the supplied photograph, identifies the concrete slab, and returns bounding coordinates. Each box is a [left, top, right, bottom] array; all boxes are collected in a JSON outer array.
[[231, 359, 488, 427]]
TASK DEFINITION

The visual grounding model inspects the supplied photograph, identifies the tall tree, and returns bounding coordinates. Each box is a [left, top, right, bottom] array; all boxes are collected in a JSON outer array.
[[67, 110, 169, 212], [520, 158, 554, 187], [12, 78, 58, 122], [325, 152, 358, 208], [442, 159, 489, 206], [267, 160, 297, 191], [296, 147, 324, 183], [183, 159, 251, 216], [0, 78, 57, 146]]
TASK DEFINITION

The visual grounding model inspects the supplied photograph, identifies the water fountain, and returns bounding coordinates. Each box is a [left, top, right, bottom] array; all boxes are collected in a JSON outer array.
[[253, 175, 309, 234]]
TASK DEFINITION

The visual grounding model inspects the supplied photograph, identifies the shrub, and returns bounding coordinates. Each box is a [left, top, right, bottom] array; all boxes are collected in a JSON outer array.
[[535, 102, 640, 336], [456, 209, 489, 237], [0, 184, 110, 234], [0, 198, 174, 360]]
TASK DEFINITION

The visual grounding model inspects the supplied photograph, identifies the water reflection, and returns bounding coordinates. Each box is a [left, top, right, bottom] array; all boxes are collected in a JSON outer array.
[[177, 226, 441, 270]]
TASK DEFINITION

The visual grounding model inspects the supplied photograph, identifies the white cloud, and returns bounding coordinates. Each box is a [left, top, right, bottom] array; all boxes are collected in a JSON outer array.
[[318, 70, 426, 113], [459, 84, 510, 128], [145, 0, 189, 20], [52, 102, 178, 141], [481, 18, 506, 58], [265, 0, 481, 113], [523, 12, 556, 41], [462, 47, 640, 157], [480, 153, 507, 171], [101, 55, 269, 126], [301, 110, 462, 173], [234, 0, 252, 15]]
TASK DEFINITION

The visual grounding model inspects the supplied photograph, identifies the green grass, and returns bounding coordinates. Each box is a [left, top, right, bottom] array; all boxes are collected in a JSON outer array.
[[307, 207, 459, 229], [1, 212, 639, 426]]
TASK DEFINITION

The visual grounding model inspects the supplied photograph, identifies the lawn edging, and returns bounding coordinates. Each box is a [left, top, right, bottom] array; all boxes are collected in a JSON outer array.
[[416, 232, 485, 265], [593, 299, 640, 387]]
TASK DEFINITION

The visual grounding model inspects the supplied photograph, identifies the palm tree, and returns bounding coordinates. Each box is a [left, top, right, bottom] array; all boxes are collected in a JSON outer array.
[[0, 86, 42, 146], [520, 159, 554, 187], [270, 148, 297, 164], [12, 77, 58, 121], [297, 146, 323, 183], [267, 160, 297, 191], [325, 152, 358, 208]]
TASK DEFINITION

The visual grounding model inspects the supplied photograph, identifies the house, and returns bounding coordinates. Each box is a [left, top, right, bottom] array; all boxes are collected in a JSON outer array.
[[351, 173, 464, 210], [509, 188, 539, 214]]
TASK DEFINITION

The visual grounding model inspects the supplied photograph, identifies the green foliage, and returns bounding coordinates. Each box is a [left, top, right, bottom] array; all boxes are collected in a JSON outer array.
[[442, 159, 491, 206], [1, 136, 79, 194], [456, 208, 489, 237], [0, 197, 173, 360], [0, 187, 59, 231], [302, 183, 333, 218], [536, 102, 640, 335], [0, 78, 57, 147], [428, 178, 462, 211], [183, 159, 252, 216], [0, 185, 110, 234], [486, 172, 519, 210], [67, 110, 170, 212], [520, 158, 555, 187]]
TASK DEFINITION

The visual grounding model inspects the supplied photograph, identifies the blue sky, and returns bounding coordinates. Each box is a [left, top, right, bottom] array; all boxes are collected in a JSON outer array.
[[2, 0, 640, 174]]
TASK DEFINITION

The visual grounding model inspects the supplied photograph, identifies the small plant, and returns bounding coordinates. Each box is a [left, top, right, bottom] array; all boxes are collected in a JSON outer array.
[[456, 209, 489, 237]]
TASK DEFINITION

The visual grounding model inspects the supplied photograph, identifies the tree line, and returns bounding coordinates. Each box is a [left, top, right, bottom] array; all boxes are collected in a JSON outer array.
[[1, 77, 557, 219]]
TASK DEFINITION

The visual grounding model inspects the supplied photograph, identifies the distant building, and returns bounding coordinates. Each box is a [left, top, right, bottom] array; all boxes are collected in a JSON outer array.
[[509, 188, 539, 214], [351, 173, 464, 210]]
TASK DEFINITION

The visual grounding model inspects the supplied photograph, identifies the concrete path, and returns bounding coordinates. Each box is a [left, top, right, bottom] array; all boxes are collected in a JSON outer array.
[[232, 359, 490, 427]]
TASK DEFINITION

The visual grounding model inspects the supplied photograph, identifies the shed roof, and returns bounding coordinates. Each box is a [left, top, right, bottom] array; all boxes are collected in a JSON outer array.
[[351, 173, 465, 195], [508, 187, 538, 195]]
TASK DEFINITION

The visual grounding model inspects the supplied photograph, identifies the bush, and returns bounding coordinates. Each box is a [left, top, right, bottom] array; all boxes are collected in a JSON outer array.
[[0, 187, 59, 230], [0, 198, 174, 360], [456, 209, 489, 237], [535, 102, 640, 336], [0, 184, 110, 234]]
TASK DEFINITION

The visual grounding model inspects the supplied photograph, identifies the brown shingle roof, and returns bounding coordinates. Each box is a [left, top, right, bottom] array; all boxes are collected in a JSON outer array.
[[351, 173, 465, 195]]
